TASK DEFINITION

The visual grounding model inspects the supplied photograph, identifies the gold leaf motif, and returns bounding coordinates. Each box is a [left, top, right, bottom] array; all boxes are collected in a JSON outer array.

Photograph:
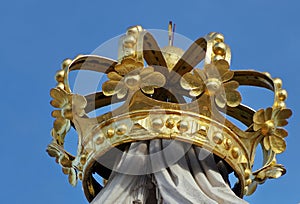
[[60, 155, 73, 167], [53, 118, 70, 135], [51, 110, 62, 118], [115, 58, 143, 76], [50, 88, 70, 108], [223, 80, 239, 90], [264, 107, 273, 120], [277, 119, 288, 127], [180, 72, 204, 91], [215, 92, 226, 108], [46, 145, 60, 158], [68, 168, 78, 186], [269, 136, 286, 153], [140, 67, 154, 76], [254, 164, 286, 182], [117, 86, 128, 99], [181, 74, 204, 97], [224, 89, 241, 108], [277, 109, 292, 120], [263, 136, 270, 151], [107, 72, 123, 80], [274, 128, 288, 138], [265, 165, 286, 179], [141, 86, 155, 95], [189, 88, 203, 97], [221, 71, 234, 83], [141, 72, 166, 88], [102, 80, 124, 96], [253, 109, 265, 125], [246, 181, 258, 196]]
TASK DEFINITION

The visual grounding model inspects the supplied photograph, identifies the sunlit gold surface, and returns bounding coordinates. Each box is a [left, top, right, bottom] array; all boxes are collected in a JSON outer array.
[[47, 25, 292, 201]]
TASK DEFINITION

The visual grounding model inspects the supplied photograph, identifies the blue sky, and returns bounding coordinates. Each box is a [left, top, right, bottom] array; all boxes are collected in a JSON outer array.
[[1, 0, 299, 203]]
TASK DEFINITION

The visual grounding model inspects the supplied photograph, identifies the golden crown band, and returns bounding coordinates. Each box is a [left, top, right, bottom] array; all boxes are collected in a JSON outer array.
[[47, 25, 292, 202]]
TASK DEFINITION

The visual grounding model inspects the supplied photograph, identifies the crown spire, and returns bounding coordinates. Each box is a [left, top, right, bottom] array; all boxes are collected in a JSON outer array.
[[168, 21, 175, 46]]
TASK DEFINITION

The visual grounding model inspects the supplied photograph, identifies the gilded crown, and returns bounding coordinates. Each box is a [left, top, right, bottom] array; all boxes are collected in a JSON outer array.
[[47, 25, 292, 202]]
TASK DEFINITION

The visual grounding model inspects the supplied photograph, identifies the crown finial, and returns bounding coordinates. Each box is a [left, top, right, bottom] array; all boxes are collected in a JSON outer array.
[[168, 21, 175, 46]]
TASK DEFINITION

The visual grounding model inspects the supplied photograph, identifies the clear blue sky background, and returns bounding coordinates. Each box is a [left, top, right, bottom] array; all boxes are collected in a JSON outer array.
[[1, 0, 299, 203]]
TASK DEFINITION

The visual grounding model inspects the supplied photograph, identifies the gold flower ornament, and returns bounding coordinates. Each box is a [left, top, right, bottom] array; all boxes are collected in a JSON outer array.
[[102, 58, 166, 99], [180, 63, 241, 108], [253, 107, 292, 153]]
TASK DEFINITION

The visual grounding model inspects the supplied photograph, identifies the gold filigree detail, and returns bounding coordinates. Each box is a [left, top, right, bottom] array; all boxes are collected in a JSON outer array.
[[102, 58, 166, 98], [247, 163, 286, 195], [180, 63, 241, 108], [47, 144, 78, 186], [253, 107, 292, 153], [48, 87, 87, 186], [254, 163, 286, 182], [115, 57, 143, 75], [50, 88, 87, 143], [50, 88, 72, 144]]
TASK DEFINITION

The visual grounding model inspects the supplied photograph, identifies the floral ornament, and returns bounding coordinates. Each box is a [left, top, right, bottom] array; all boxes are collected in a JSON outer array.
[[102, 58, 166, 99], [114, 57, 143, 75], [49, 87, 86, 187], [47, 144, 78, 186], [253, 163, 286, 183], [253, 107, 292, 153], [180, 63, 241, 108], [246, 163, 286, 195], [50, 87, 87, 145]]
